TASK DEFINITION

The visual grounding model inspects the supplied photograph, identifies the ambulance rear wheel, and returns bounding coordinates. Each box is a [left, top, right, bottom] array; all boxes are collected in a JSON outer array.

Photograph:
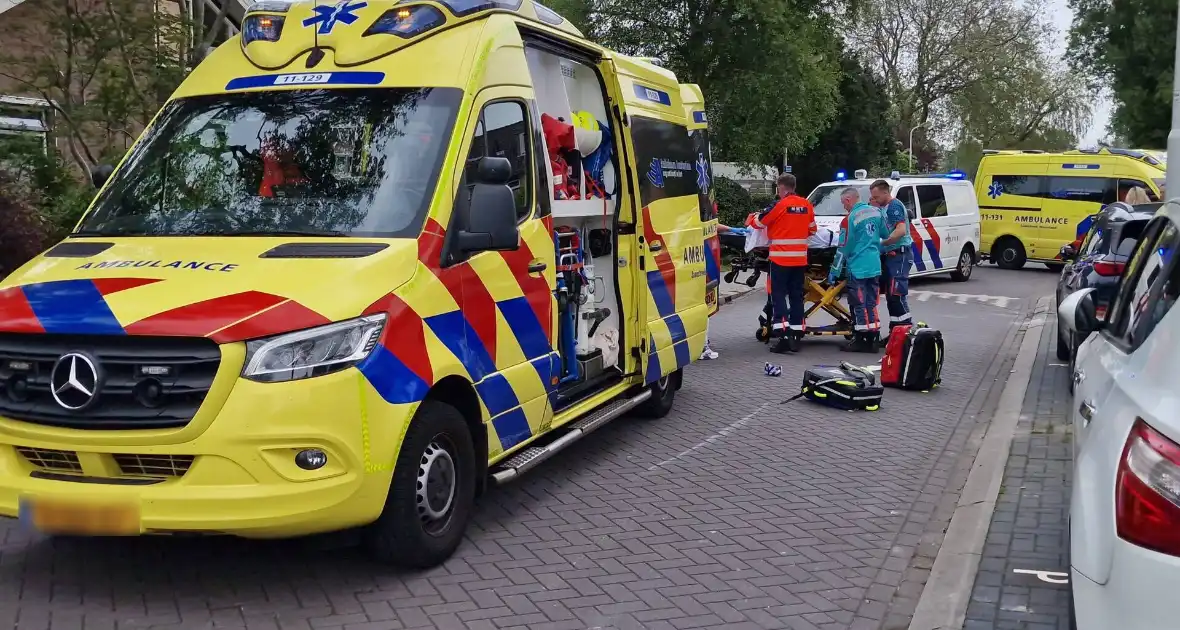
[[637, 370, 680, 418], [993, 238, 1026, 270], [365, 400, 475, 569]]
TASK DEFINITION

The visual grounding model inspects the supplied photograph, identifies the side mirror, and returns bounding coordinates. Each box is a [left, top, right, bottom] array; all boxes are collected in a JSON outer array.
[[907, 206, 917, 221], [1058, 288, 1100, 336], [90, 164, 114, 189], [457, 157, 519, 253], [1060, 244, 1077, 261]]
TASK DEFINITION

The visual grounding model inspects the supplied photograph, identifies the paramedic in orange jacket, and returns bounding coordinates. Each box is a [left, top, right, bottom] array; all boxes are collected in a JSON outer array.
[[753, 173, 817, 353]]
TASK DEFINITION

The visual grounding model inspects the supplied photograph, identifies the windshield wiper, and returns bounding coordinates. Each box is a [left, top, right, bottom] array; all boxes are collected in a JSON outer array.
[[226, 230, 349, 237], [70, 230, 125, 237]]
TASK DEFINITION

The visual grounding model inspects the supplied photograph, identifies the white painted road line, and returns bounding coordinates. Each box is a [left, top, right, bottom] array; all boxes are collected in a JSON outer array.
[[1013, 568, 1070, 584], [910, 290, 1019, 309]]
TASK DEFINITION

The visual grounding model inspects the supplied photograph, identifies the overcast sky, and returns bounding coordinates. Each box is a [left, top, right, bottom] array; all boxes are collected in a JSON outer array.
[[1046, 0, 1112, 145]]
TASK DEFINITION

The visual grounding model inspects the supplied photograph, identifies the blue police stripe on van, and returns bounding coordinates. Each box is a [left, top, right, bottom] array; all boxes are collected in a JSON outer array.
[[633, 83, 671, 106], [225, 71, 385, 91], [1062, 164, 1100, 170]]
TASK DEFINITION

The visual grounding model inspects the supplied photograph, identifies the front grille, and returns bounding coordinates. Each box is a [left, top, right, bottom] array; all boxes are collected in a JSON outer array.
[[0, 334, 221, 430], [17, 447, 82, 472], [113, 454, 195, 477]]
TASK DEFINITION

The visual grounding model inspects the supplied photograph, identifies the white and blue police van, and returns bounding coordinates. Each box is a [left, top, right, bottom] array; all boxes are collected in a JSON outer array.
[[806, 169, 982, 282]]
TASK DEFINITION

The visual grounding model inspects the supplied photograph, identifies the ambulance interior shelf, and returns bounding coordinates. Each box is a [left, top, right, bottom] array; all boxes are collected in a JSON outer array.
[[525, 47, 617, 219], [525, 46, 622, 388]]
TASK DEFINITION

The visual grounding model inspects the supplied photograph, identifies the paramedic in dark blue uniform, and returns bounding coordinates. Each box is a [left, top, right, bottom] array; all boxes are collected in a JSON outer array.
[[869, 179, 913, 331]]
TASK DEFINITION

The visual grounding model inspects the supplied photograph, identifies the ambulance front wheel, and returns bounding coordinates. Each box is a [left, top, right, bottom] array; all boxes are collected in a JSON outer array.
[[365, 400, 476, 569], [638, 370, 681, 418]]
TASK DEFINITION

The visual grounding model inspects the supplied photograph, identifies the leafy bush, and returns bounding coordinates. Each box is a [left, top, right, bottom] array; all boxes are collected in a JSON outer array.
[[751, 193, 777, 211], [715, 176, 757, 229], [0, 172, 52, 279], [1, 138, 92, 240]]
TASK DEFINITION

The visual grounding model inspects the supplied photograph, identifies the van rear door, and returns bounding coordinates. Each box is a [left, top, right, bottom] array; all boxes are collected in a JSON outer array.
[[604, 57, 707, 385]]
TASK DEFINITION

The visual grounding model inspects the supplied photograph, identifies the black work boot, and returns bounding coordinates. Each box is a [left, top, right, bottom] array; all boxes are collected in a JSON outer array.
[[771, 337, 796, 354], [866, 332, 882, 353], [841, 333, 867, 352], [787, 332, 802, 353]]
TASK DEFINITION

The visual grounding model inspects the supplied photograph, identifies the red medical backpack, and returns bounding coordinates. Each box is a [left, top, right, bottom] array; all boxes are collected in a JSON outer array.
[[880, 323, 944, 390]]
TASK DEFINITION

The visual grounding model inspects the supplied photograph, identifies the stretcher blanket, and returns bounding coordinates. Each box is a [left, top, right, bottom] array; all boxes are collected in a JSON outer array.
[[809, 227, 839, 249]]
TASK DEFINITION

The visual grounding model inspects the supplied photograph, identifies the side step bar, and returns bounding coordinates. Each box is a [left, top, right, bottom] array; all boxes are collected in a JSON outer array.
[[490, 389, 652, 484]]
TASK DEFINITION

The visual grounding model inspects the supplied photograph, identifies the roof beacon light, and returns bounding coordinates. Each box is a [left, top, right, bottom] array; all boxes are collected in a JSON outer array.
[[247, 0, 293, 13], [835, 171, 847, 181], [854, 169, 868, 180], [243, 14, 285, 44], [890, 170, 901, 180], [947, 169, 966, 180], [365, 5, 447, 38]]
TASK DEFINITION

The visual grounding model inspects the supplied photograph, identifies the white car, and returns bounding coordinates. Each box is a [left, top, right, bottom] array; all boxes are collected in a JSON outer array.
[[806, 169, 981, 281], [1058, 200, 1180, 629]]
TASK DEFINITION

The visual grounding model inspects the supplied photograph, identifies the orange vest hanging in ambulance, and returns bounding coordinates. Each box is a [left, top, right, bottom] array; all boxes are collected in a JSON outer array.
[[753, 194, 817, 267]]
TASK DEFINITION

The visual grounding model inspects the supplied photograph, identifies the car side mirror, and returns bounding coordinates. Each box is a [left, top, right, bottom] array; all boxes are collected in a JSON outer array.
[[1060, 244, 1077, 261], [907, 207, 917, 221], [1058, 288, 1100, 335], [90, 164, 114, 189], [457, 157, 519, 253]]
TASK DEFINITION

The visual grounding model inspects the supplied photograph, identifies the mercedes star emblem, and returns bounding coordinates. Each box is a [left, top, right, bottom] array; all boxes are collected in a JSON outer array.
[[50, 352, 102, 411]]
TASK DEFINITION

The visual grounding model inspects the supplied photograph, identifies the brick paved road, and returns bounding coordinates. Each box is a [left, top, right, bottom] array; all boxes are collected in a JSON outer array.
[[0, 268, 1056, 630], [964, 298, 1073, 630]]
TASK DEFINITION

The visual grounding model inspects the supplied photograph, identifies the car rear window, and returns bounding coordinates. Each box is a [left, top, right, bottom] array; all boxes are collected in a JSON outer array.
[[1112, 220, 1149, 258]]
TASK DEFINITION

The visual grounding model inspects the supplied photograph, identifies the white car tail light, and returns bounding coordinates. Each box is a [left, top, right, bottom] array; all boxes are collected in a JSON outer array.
[[1116, 419, 1180, 556]]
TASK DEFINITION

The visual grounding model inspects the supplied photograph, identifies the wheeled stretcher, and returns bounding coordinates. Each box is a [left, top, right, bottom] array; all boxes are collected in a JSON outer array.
[[719, 234, 855, 341]]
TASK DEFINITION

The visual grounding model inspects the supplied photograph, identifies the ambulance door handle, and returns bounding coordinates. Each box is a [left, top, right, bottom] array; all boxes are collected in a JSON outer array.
[[649, 241, 663, 252], [528, 261, 547, 274]]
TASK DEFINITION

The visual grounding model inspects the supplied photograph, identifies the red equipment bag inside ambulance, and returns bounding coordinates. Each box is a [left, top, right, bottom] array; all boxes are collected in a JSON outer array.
[[881, 323, 944, 390]]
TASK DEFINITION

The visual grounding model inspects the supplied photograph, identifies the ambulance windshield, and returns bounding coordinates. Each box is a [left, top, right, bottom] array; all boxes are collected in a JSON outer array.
[[78, 87, 461, 238], [808, 184, 869, 216]]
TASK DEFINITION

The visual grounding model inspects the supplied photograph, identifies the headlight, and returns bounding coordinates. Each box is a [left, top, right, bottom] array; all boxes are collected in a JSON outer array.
[[242, 314, 386, 382]]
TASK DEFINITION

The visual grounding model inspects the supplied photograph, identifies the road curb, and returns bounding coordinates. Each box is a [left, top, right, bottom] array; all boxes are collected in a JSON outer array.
[[907, 295, 1053, 630], [719, 283, 762, 305]]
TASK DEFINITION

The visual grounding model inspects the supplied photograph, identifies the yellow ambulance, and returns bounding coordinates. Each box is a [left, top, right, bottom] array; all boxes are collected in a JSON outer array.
[[0, 0, 713, 568], [975, 148, 1165, 269]]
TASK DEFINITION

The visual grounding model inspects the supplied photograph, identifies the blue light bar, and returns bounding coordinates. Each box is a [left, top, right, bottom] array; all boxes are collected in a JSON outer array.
[[835, 171, 847, 181], [947, 169, 966, 180]]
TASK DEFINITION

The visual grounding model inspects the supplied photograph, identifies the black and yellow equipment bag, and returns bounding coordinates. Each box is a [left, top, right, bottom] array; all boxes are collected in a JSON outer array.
[[793, 362, 883, 411]]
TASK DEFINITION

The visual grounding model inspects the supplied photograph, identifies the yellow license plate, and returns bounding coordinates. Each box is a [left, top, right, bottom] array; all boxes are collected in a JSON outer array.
[[20, 497, 141, 536]]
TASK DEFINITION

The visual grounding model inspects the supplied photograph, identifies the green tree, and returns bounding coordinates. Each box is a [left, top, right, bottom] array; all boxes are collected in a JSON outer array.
[[852, 0, 1083, 163], [0, 0, 229, 175], [1068, 0, 1177, 146], [789, 53, 893, 192], [545, 0, 843, 164]]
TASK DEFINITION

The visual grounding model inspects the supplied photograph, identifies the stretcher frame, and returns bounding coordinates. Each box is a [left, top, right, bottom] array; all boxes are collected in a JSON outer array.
[[718, 236, 855, 340]]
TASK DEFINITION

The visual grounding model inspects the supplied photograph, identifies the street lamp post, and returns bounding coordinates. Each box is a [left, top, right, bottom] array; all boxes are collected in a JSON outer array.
[[1168, 0, 1180, 200], [909, 123, 925, 173]]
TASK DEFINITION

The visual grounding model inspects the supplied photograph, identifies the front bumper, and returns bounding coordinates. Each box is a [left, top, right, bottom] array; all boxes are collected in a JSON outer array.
[[0, 357, 412, 538]]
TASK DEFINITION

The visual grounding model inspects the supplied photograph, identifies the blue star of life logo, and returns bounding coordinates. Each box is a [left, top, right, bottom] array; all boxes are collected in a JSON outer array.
[[988, 181, 1004, 199], [694, 153, 711, 195], [647, 157, 665, 188], [303, 0, 367, 34]]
